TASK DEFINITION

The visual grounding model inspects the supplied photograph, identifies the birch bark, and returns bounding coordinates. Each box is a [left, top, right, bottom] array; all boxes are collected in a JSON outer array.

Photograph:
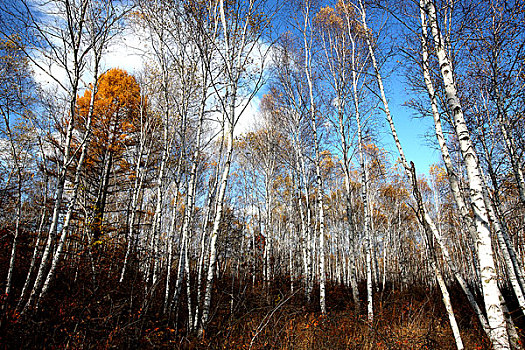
[[418, 4, 493, 337], [423, 0, 510, 347], [2, 104, 23, 302], [301, 0, 327, 313], [119, 108, 152, 283], [198, 0, 272, 330], [355, 0, 463, 345]]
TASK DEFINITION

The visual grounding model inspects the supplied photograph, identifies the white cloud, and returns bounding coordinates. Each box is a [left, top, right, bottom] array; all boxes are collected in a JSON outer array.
[[101, 27, 148, 75], [29, 3, 147, 93], [235, 95, 262, 136], [29, 6, 268, 143], [31, 57, 68, 93]]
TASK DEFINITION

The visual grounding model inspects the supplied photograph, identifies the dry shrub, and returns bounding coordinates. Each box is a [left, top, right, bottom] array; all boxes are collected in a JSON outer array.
[[197, 283, 494, 350], [0, 250, 508, 350]]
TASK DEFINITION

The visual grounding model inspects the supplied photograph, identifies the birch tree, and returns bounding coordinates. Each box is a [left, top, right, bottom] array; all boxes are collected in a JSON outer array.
[[0, 35, 36, 304], [354, 0, 464, 344], [297, 0, 329, 314], [4, 0, 129, 313], [270, 37, 316, 301], [419, 0, 510, 347], [197, 0, 274, 332], [315, 1, 363, 307]]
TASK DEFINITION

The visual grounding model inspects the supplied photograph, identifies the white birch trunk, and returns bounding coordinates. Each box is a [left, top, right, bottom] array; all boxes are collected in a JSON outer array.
[[299, 150, 314, 300], [480, 168, 525, 311], [293, 163, 310, 293], [418, 4, 492, 337], [120, 133, 151, 283], [410, 163, 464, 349], [18, 0, 92, 314], [354, 94, 372, 322], [163, 181, 182, 312], [2, 111, 23, 302], [23, 91, 77, 314], [37, 94, 96, 305], [322, 22, 360, 304], [302, 4, 327, 312], [193, 156, 220, 330], [17, 123, 50, 311], [434, 249, 464, 348], [346, 16, 372, 319], [199, 0, 236, 322], [149, 140, 168, 288], [172, 130, 202, 327], [198, 0, 268, 331], [32, 1, 117, 301], [423, 0, 510, 347], [199, 126, 234, 332], [355, 1, 464, 345], [17, 199, 46, 311]]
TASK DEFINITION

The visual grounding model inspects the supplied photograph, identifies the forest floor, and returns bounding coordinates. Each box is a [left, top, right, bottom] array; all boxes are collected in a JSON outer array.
[[0, 251, 519, 349], [0, 280, 505, 349]]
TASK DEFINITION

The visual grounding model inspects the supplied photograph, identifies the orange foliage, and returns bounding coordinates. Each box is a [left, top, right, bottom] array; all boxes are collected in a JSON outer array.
[[76, 68, 142, 162]]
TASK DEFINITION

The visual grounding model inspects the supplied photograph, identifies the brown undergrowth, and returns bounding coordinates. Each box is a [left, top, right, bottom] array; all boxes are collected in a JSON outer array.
[[193, 281, 493, 350], [0, 246, 517, 349]]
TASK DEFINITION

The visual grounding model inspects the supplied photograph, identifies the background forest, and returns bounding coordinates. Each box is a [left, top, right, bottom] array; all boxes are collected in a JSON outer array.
[[0, 0, 524, 349]]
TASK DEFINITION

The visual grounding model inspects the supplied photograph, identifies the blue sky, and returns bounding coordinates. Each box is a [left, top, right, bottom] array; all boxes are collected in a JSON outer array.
[[23, 0, 442, 176], [385, 82, 442, 175], [266, 0, 443, 175]]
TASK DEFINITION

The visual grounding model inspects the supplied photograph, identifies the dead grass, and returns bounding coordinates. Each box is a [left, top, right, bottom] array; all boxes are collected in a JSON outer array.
[[190, 282, 495, 350], [0, 253, 513, 349]]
